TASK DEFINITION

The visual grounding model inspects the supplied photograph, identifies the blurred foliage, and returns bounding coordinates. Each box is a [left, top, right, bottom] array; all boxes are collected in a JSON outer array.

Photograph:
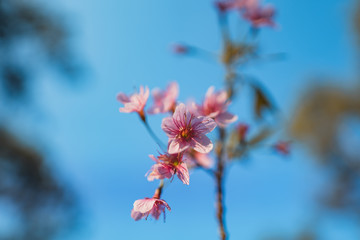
[[290, 83, 360, 218], [221, 40, 256, 67], [0, 128, 79, 240], [290, 85, 360, 158], [286, 1, 360, 239], [252, 83, 275, 120], [0, 0, 81, 239], [354, 0, 360, 48], [0, 0, 81, 100]]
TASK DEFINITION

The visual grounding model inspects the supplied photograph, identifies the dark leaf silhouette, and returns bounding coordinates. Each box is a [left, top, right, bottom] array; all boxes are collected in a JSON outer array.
[[252, 84, 274, 119]]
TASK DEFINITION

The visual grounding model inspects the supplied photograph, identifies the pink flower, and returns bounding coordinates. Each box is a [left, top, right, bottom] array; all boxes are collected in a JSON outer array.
[[146, 153, 190, 185], [148, 82, 179, 114], [215, 0, 255, 12], [117, 86, 149, 120], [216, 0, 276, 28], [238, 0, 259, 9], [162, 103, 217, 154], [273, 141, 290, 155], [131, 192, 171, 221], [191, 86, 237, 128], [242, 4, 276, 28]]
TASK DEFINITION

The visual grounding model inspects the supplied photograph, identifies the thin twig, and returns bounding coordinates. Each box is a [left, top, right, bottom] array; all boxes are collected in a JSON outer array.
[[142, 118, 167, 152]]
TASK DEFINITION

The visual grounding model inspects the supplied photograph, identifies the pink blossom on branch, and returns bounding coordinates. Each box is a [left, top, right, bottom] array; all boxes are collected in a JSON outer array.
[[215, 0, 256, 13], [148, 82, 179, 114], [215, 0, 276, 28], [146, 153, 190, 185], [238, 0, 259, 10], [191, 86, 237, 128], [117, 86, 149, 121], [242, 4, 276, 28], [131, 192, 171, 221], [162, 103, 217, 154]]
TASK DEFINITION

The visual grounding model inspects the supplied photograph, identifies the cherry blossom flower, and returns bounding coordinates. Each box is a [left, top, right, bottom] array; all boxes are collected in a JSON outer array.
[[273, 141, 290, 155], [191, 86, 237, 128], [162, 103, 217, 154], [215, 0, 255, 12], [131, 190, 171, 221], [117, 86, 149, 121], [242, 3, 276, 28], [215, 0, 276, 28], [148, 82, 179, 114], [146, 153, 190, 185], [239, 0, 259, 9]]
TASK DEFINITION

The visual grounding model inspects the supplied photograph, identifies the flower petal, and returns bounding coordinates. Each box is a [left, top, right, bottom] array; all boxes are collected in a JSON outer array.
[[205, 86, 215, 99], [215, 111, 238, 127], [131, 210, 145, 221], [117, 86, 149, 114], [168, 139, 190, 154], [215, 90, 228, 105], [133, 198, 156, 213], [192, 116, 217, 134], [173, 103, 192, 127], [188, 101, 201, 116], [176, 162, 190, 185], [146, 163, 174, 181], [143, 86, 150, 103], [117, 93, 130, 103], [157, 199, 171, 211], [166, 82, 179, 101], [191, 135, 213, 153], [119, 104, 135, 113], [161, 116, 178, 138], [150, 204, 163, 220]]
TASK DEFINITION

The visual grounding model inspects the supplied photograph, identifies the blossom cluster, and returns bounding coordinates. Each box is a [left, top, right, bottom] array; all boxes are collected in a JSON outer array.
[[117, 83, 237, 220], [117, 0, 289, 227], [216, 0, 276, 28]]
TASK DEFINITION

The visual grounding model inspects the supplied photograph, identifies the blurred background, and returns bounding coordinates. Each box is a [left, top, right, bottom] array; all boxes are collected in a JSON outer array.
[[1, 0, 360, 239]]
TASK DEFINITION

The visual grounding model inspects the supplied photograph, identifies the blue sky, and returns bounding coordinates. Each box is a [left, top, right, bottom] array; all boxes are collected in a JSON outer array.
[[13, 0, 360, 239]]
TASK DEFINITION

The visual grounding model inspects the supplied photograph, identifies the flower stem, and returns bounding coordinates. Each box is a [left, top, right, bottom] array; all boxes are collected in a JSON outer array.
[[141, 118, 167, 152], [154, 180, 165, 199]]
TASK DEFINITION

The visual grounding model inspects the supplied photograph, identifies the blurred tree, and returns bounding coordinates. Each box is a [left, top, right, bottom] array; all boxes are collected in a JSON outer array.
[[0, 128, 79, 240], [0, 0, 81, 100], [288, 1, 360, 239], [0, 0, 82, 239]]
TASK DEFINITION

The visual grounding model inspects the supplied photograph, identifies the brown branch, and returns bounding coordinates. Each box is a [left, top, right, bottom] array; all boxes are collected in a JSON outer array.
[[215, 127, 228, 240]]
